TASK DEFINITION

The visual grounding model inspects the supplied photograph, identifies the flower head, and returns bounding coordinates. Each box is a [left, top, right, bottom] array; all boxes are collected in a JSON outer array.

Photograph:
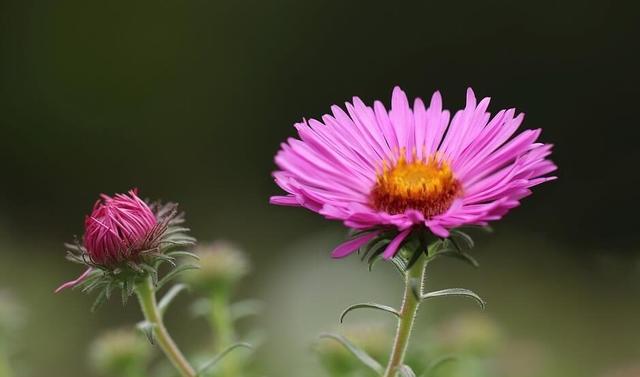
[[84, 190, 157, 266], [55, 189, 195, 299], [89, 328, 151, 376], [182, 241, 250, 292], [271, 87, 556, 259]]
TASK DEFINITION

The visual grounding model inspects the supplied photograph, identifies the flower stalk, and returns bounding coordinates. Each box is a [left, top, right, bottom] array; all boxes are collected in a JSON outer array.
[[135, 275, 196, 377], [383, 254, 428, 377], [0, 348, 12, 377], [210, 290, 240, 377]]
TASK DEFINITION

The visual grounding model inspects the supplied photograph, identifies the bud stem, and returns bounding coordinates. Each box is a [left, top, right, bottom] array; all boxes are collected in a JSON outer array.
[[210, 290, 240, 377], [135, 275, 196, 377], [383, 254, 428, 377], [0, 346, 12, 377]]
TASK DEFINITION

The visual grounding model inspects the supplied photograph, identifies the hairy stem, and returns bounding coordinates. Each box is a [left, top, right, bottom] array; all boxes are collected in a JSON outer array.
[[383, 255, 427, 377], [135, 276, 196, 377], [210, 290, 240, 377]]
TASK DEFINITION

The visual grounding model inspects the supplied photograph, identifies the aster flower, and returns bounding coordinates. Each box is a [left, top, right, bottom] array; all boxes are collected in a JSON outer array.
[[271, 87, 556, 259], [56, 189, 200, 377], [271, 87, 556, 377], [55, 189, 197, 304]]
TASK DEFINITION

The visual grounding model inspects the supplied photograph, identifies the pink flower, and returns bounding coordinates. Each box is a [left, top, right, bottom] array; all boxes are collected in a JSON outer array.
[[56, 189, 164, 293], [83, 189, 157, 266], [270, 87, 556, 259]]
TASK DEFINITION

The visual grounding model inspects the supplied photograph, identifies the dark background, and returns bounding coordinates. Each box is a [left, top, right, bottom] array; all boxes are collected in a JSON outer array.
[[0, 1, 639, 377]]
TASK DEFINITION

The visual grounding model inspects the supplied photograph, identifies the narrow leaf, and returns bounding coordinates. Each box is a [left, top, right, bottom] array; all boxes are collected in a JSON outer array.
[[318, 333, 384, 375], [136, 321, 157, 345], [157, 264, 199, 289], [197, 343, 253, 376], [231, 300, 264, 321], [158, 284, 189, 316], [339, 303, 400, 323], [421, 288, 485, 309], [397, 365, 417, 377], [421, 355, 458, 377]]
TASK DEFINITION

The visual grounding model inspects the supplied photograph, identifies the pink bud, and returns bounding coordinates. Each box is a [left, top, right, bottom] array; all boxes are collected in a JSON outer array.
[[83, 189, 157, 266]]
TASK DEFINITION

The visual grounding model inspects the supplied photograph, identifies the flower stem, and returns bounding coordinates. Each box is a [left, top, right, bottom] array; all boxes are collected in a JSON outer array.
[[0, 346, 12, 377], [383, 255, 428, 377], [210, 290, 240, 377], [135, 275, 196, 377]]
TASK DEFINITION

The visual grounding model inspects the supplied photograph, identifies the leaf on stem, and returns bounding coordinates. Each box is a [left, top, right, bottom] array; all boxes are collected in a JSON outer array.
[[397, 365, 417, 377], [317, 333, 384, 375], [196, 343, 253, 376], [420, 288, 486, 309], [157, 264, 199, 290], [420, 356, 457, 377], [158, 283, 189, 317], [339, 303, 400, 323], [136, 320, 157, 345]]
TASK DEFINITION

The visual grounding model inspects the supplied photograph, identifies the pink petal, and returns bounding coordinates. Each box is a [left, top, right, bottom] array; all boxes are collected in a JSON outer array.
[[331, 231, 381, 259]]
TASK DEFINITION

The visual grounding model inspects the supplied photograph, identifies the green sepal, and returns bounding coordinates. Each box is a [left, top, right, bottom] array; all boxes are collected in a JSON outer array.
[[317, 333, 384, 376], [339, 302, 400, 323]]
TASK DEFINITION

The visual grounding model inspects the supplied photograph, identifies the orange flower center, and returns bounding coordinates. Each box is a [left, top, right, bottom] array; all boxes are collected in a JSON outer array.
[[370, 155, 462, 218]]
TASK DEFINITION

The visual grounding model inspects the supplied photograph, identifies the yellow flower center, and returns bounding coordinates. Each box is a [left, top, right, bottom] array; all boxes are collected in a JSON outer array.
[[370, 155, 462, 217]]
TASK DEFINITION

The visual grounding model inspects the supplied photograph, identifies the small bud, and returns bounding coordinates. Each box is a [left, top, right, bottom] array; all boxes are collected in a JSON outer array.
[[89, 328, 151, 377], [84, 189, 158, 266], [0, 290, 24, 340], [182, 241, 250, 292], [434, 312, 502, 356], [56, 188, 195, 300]]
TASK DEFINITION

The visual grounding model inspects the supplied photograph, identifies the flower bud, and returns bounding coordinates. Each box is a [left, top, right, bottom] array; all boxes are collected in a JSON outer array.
[[182, 241, 250, 293], [0, 291, 24, 340], [84, 189, 157, 266], [434, 312, 502, 356], [89, 328, 151, 377]]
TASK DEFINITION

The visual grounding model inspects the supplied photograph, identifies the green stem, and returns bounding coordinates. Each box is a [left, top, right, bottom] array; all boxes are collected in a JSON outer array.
[[135, 275, 196, 377], [383, 255, 428, 377], [0, 346, 12, 377], [210, 290, 240, 377]]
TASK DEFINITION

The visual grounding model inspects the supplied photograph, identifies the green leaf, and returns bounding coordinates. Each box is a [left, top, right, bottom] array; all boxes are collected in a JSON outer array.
[[397, 365, 417, 377], [158, 284, 189, 317], [420, 356, 457, 377], [157, 264, 199, 290], [339, 303, 400, 323], [420, 288, 485, 309], [136, 321, 157, 345], [231, 300, 264, 321], [190, 298, 211, 317], [196, 343, 253, 376], [318, 333, 384, 375]]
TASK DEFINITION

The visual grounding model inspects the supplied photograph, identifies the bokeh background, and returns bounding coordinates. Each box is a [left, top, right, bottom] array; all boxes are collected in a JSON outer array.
[[1, 1, 639, 376]]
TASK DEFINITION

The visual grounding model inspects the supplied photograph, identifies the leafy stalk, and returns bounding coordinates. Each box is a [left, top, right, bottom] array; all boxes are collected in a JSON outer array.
[[135, 275, 196, 377], [383, 254, 428, 377], [209, 290, 240, 377]]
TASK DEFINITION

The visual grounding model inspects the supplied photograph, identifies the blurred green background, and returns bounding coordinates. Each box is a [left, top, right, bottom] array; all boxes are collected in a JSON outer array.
[[1, 1, 639, 376]]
